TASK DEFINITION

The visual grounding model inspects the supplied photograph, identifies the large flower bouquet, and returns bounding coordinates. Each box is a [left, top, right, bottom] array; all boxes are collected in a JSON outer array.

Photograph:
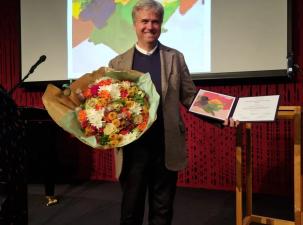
[[42, 67, 159, 149], [77, 76, 150, 148]]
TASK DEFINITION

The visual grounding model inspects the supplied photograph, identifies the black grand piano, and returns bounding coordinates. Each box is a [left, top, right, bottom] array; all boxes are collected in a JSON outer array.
[[0, 84, 59, 225], [17, 105, 63, 209], [18, 106, 58, 198]]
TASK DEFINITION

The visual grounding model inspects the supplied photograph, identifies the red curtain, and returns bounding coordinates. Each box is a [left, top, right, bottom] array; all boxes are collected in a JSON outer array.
[[1, 0, 302, 195]]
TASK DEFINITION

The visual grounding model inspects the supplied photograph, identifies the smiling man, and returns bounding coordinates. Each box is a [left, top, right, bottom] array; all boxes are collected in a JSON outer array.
[[108, 1, 239, 225], [132, 2, 162, 51], [109, 1, 197, 225], [109, 2, 196, 224]]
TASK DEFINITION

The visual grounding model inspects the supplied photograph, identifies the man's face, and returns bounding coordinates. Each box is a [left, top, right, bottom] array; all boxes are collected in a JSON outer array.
[[133, 8, 162, 49]]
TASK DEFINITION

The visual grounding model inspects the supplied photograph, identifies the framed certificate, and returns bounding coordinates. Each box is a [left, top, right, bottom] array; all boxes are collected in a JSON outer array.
[[189, 89, 280, 122]]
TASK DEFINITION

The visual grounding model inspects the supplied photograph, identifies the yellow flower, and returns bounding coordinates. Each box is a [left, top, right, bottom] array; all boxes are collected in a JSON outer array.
[[133, 115, 143, 125], [112, 118, 121, 127], [109, 133, 122, 146], [107, 111, 117, 121], [125, 100, 134, 108], [104, 123, 117, 135], [142, 105, 149, 114], [128, 86, 138, 97], [85, 98, 99, 109]]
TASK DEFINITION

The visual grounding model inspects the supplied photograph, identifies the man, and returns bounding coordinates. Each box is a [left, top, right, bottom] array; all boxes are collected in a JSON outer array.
[[109, 1, 237, 224]]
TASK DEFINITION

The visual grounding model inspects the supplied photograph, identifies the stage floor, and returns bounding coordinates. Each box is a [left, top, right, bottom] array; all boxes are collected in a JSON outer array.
[[28, 181, 293, 225]]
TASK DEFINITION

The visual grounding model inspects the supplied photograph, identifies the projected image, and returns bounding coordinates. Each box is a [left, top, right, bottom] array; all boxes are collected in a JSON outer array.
[[70, 0, 211, 79]]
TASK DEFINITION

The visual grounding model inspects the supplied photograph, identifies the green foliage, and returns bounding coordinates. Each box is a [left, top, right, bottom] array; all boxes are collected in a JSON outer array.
[[99, 135, 109, 145], [133, 94, 145, 106], [112, 99, 126, 106]]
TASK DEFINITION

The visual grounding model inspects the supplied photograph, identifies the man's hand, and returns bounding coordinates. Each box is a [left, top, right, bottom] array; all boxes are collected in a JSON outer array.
[[223, 118, 240, 127]]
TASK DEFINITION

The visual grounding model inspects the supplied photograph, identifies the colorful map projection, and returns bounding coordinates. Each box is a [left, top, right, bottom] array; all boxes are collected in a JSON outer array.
[[70, 0, 210, 79]]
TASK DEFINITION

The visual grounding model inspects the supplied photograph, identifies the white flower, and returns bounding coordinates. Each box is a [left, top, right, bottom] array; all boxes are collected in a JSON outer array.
[[86, 108, 105, 129], [130, 102, 142, 115], [85, 98, 99, 110], [98, 84, 112, 93], [119, 130, 139, 146], [109, 83, 121, 100], [137, 90, 145, 97], [120, 80, 131, 89]]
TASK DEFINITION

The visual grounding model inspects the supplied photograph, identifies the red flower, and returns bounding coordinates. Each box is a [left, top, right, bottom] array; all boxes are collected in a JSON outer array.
[[119, 129, 129, 135], [120, 89, 128, 98], [97, 79, 112, 86], [83, 89, 92, 98], [90, 85, 100, 96]]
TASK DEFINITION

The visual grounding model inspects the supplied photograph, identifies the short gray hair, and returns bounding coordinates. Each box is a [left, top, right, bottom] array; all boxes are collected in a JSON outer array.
[[132, 0, 164, 24]]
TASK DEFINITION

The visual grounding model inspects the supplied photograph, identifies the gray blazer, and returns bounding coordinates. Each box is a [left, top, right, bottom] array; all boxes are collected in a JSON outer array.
[[109, 43, 197, 171]]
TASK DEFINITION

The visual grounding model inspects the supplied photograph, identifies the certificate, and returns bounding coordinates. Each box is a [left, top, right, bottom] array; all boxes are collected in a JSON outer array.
[[189, 89, 279, 122], [231, 95, 280, 122]]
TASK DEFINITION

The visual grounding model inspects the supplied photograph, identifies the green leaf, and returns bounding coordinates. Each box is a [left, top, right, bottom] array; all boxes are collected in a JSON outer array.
[[133, 94, 145, 105], [99, 135, 109, 145]]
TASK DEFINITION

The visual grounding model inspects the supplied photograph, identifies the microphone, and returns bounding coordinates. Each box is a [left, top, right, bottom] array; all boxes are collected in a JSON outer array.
[[8, 55, 47, 95], [29, 55, 47, 74]]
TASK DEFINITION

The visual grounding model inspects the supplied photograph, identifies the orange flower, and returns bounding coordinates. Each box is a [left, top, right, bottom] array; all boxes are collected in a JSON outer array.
[[109, 133, 122, 146], [97, 98, 108, 107], [125, 100, 134, 108], [121, 107, 131, 119], [137, 121, 147, 132], [112, 118, 121, 127], [109, 139, 119, 146], [83, 88, 92, 98], [98, 90, 111, 99], [97, 79, 112, 86], [107, 111, 117, 121], [95, 104, 103, 110], [77, 109, 87, 122]]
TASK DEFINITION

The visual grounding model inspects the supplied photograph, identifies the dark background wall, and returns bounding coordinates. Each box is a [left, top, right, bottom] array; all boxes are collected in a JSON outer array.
[[1, 0, 302, 195]]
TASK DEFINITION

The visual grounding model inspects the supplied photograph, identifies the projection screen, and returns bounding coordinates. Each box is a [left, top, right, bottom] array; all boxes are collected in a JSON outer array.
[[20, 0, 292, 84]]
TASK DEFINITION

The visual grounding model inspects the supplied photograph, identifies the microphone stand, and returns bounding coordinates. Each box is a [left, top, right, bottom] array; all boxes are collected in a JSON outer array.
[[9, 70, 34, 95], [9, 54, 46, 95]]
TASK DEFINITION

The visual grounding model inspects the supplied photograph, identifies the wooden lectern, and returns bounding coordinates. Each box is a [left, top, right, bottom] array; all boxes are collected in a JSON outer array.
[[236, 106, 302, 225]]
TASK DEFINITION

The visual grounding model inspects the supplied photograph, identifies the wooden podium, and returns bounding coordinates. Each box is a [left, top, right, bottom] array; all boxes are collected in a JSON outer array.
[[236, 106, 302, 225]]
